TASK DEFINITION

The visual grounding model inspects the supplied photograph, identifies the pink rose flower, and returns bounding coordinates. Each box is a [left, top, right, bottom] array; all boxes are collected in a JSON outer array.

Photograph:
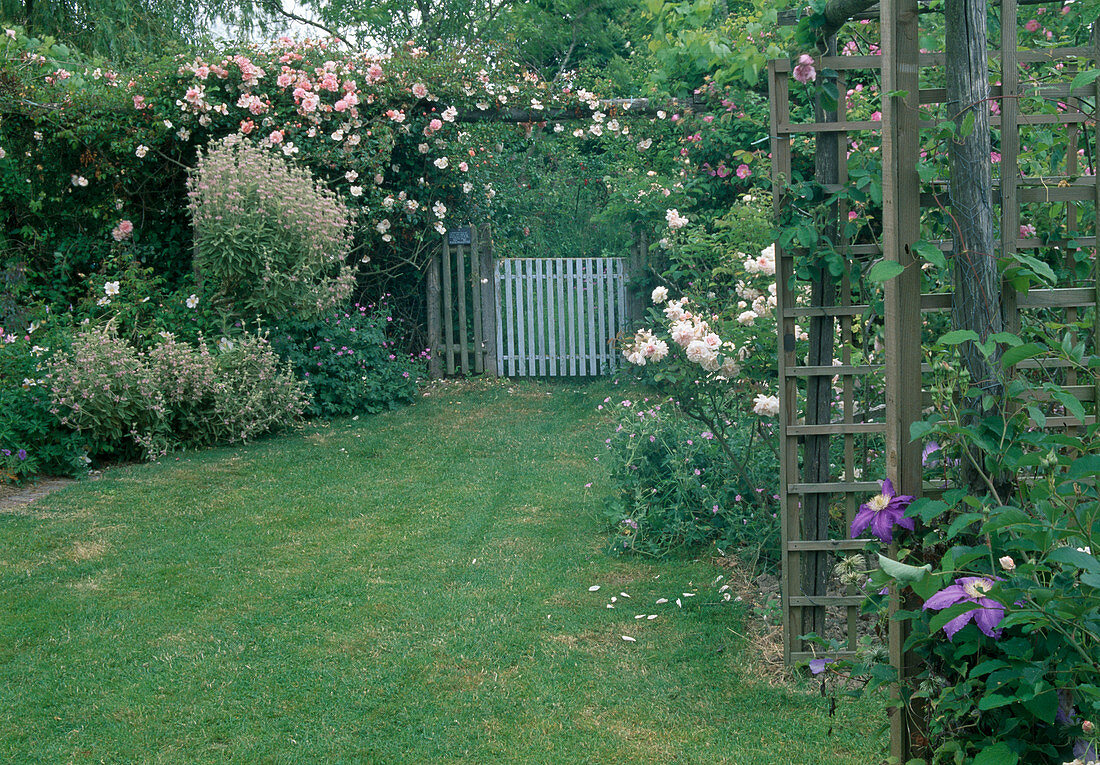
[[793, 54, 817, 84]]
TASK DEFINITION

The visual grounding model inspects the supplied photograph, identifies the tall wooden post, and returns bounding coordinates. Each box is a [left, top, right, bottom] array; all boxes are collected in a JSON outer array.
[[881, 0, 922, 759], [801, 34, 841, 649], [426, 248, 443, 380], [478, 224, 499, 377], [627, 229, 647, 324]]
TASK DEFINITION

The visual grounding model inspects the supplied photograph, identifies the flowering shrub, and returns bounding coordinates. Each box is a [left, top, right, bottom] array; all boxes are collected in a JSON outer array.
[[272, 300, 422, 419], [49, 325, 308, 459], [602, 396, 779, 563], [603, 200, 786, 564], [48, 324, 165, 458], [0, 326, 86, 482], [188, 136, 356, 321]]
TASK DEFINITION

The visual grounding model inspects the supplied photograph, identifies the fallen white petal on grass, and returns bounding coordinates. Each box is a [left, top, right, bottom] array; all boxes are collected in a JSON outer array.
[[656, 598, 668, 604], [682, 592, 695, 597], [719, 584, 730, 593], [620, 592, 631, 598], [647, 614, 658, 620], [606, 604, 615, 609], [621, 635, 636, 642], [634, 614, 646, 619], [610, 597, 617, 603], [588, 585, 600, 592], [676, 598, 682, 608]]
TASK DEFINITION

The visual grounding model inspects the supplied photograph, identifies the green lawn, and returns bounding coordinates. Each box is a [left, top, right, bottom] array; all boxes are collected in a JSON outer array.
[[0, 379, 885, 763]]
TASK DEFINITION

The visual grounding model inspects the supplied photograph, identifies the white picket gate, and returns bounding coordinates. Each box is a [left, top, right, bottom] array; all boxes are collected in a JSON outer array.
[[495, 257, 629, 377]]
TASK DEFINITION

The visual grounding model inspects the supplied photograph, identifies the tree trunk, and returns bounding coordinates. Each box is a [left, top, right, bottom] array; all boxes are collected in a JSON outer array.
[[945, 0, 1006, 493]]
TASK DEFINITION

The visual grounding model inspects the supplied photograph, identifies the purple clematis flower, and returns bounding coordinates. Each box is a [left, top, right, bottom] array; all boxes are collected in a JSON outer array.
[[808, 657, 835, 675], [850, 479, 914, 544], [922, 576, 1005, 641], [921, 441, 941, 466]]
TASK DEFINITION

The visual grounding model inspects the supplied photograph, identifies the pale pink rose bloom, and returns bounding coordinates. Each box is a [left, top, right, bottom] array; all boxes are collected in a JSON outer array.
[[793, 54, 817, 84]]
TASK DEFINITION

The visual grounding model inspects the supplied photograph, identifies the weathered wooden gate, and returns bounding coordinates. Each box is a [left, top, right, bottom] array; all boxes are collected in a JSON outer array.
[[427, 226, 641, 378], [495, 257, 629, 376]]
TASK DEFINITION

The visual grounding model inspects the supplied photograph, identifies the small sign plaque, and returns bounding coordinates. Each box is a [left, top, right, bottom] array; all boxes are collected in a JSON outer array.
[[447, 226, 473, 246]]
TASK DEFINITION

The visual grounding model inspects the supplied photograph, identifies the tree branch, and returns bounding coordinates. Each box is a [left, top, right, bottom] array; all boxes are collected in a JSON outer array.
[[819, 0, 880, 41], [262, 1, 352, 48]]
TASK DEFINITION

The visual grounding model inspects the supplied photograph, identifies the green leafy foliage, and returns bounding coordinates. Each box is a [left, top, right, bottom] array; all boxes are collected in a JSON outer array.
[[0, 326, 86, 482], [271, 300, 422, 419]]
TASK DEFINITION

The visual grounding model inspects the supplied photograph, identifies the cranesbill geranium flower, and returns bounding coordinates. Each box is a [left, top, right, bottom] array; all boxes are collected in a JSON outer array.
[[850, 479, 914, 543], [922, 576, 1005, 640]]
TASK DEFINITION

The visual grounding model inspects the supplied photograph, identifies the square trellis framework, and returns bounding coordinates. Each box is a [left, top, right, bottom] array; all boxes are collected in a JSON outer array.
[[768, 0, 1099, 757]]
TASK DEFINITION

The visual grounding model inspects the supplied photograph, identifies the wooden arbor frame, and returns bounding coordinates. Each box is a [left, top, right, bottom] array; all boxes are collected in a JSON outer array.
[[768, 0, 1099, 756]]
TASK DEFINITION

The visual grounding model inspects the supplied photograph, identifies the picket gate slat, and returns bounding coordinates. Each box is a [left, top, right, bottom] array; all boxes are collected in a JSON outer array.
[[586, 258, 597, 375], [495, 258, 505, 377], [524, 260, 535, 376], [504, 259, 516, 376], [534, 259, 545, 375], [597, 259, 608, 374]]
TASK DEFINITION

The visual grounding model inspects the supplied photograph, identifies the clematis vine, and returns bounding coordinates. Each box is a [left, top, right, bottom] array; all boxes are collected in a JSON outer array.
[[922, 576, 1006, 640], [850, 478, 914, 543]]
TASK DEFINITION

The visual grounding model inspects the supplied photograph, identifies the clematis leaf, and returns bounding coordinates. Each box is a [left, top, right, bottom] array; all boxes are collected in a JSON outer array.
[[877, 554, 932, 583]]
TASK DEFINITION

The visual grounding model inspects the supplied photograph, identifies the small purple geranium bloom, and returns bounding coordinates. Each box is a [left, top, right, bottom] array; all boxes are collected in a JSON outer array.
[[809, 657, 834, 675], [850, 479, 914, 543], [922, 576, 1005, 640]]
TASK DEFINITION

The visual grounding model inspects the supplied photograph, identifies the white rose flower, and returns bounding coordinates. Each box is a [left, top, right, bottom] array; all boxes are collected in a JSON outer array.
[[752, 394, 781, 417]]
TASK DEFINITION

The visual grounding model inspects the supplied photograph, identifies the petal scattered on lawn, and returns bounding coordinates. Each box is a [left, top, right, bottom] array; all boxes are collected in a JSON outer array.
[[589, 585, 600, 592], [606, 604, 614, 609], [656, 598, 668, 604], [676, 598, 682, 608], [620, 592, 630, 598], [647, 614, 658, 620], [610, 597, 617, 603], [635, 614, 646, 619], [621, 635, 636, 642], [683, 593, 695, 597]]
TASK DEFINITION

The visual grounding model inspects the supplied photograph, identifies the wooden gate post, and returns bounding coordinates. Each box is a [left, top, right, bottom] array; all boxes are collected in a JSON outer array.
[[426, 248, 443, 380], [626, 228, 647, 324], [478, 224, 498, 377]]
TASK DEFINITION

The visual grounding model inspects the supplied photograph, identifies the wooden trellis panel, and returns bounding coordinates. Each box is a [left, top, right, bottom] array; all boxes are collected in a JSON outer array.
[[769, 2, 1099, 757]]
